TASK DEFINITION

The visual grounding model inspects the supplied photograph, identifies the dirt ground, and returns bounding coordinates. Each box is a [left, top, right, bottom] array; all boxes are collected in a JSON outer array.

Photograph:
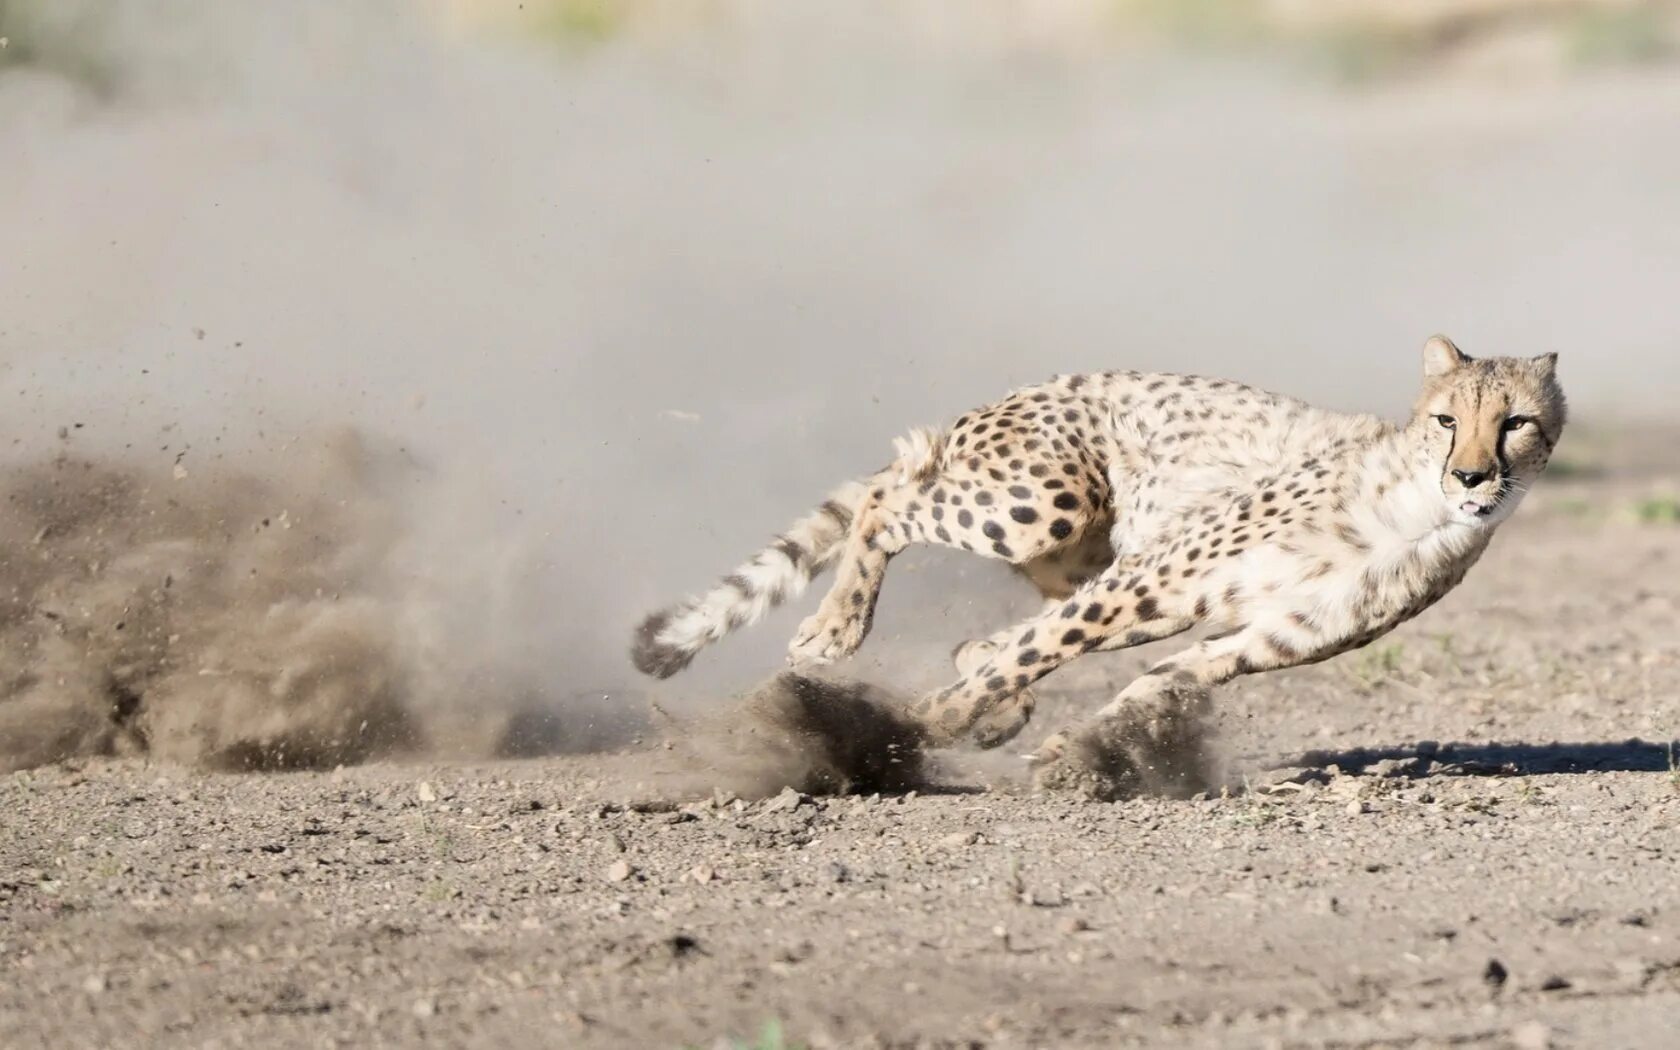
[[4, 449, 1680, 1050]]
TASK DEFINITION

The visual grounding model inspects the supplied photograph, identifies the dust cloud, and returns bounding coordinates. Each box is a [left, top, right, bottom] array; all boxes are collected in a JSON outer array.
[[0, 431, 637, 772], [4, 2, 1680, 772]]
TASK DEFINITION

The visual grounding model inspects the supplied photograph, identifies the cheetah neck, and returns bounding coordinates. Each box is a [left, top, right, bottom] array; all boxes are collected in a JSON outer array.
[[1353, 426, 1495, 573]]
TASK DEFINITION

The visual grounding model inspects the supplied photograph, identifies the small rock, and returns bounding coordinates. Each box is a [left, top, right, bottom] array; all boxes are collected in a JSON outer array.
[[1368, 758, 1416, 779], [605, 860, 633, 883], [687, 864, 714, 884], [940, 831, 978, 848], [412, 998, 436, 1019], [763, 787, 812, 814], [1058, 917, 1090, 935], [1345, 800, 1368, 816], [1483, 958, 1509, 990], [81, 974, 107, 994], [1539, 975, 1571, 992], [416, 782, 437, 804], [1257, 767, 1325, 790]]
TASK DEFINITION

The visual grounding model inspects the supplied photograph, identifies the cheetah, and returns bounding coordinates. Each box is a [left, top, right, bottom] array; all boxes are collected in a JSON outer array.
[[631, 336, 1566, 790]]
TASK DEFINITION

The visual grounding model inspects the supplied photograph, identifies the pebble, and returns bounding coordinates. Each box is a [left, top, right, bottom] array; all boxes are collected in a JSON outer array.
[[940, 831, 978, 848], [1345, 800, 1368, 816], [763, 787, 812, 814], [605, 860, 633, 883], [416, 782, 437, 804], [412, 998, 436, 1019]]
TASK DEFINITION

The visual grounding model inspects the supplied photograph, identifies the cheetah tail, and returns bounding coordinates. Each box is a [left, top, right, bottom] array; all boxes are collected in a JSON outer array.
[[629, 426, 944, 679]]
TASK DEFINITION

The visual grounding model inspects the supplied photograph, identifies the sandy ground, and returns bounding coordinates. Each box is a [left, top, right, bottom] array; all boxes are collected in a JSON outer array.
[[4, 458, 1680, 1050]]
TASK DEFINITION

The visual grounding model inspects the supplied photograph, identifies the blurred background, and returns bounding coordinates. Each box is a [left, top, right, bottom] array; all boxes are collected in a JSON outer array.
[[3, 0, 1678, 756]]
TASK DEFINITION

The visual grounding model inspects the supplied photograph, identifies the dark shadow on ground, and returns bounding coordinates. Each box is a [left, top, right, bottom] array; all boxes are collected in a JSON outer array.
[[1272, 738, 1678, 778]]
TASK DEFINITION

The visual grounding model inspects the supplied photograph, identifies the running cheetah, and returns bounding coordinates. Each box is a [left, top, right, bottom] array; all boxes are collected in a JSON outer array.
[[632, 337, 1566, 789]]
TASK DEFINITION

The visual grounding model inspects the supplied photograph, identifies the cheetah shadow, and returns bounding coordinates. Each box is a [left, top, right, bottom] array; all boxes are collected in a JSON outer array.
[[1272, 738, 1678, 779]]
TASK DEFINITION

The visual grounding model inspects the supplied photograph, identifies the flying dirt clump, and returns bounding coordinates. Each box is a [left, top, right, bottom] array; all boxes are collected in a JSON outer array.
[[0, 433, 423, 773], [1032, 682, 1222, 801], [668, 671, 931, 799]]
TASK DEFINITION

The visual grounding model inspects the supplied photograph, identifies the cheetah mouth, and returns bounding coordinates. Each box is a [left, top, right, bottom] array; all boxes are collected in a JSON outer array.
[[1458, 499, 1497, 519]]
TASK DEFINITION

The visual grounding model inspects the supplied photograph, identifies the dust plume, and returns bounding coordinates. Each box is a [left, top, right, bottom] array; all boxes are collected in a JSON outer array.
[[0, 432, 638, 772], [663, 672, 930, 799], [1032, 684, 1223, 801]]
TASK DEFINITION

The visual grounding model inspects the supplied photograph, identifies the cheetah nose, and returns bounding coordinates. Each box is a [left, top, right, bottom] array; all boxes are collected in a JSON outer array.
[[1451, 467, 1494, 488]]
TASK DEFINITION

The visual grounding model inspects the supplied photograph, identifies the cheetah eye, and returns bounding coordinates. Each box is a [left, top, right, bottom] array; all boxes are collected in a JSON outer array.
[[1433, 414, 1456, 430], [1501, 415, 1530, 432]]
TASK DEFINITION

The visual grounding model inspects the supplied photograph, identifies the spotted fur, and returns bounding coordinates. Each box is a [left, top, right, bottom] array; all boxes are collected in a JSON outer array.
[[631, 336, 1567, 767]]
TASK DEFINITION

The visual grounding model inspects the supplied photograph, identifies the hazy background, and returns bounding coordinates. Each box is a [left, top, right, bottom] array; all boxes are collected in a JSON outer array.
[[3, 0, 1679, 749]]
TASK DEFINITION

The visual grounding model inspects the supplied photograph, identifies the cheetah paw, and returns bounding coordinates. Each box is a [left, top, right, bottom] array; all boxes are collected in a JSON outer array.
[[968, 689, 1036, 750], [786, 612, 864, 667]]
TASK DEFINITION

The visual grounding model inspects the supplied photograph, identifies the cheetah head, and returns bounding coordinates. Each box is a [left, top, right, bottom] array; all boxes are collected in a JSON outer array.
[[1411, 335, 1567, 528]]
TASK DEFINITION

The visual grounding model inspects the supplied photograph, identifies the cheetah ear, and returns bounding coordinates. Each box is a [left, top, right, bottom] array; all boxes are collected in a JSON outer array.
[[1422, 334, 1469, 378], [1530, 351, 1559, 378]]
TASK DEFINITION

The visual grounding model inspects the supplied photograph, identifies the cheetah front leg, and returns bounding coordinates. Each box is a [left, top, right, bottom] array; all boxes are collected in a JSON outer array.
[[910, 559, 1195, 748]]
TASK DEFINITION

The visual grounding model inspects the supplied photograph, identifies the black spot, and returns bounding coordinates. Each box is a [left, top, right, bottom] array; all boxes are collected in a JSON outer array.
[[1008, 485, 1032, 499], [957, 509, 974, 528], [1017, 649, 1041, 666], [1009, 506, 1039, 524], [931, 505, 945, 521], [982, 521, 1006, 541], [1061, 628, 1086, 645], [992, 542, 1013, 558], [1052, 492, 1080, 511], [1081, 603, 1104, 623], [985, 676, 1008, 693], [935, 525, 952, 543], [975, 491, 995, 507], [1048, 518, 1074, 540], [1136, 597, 1161, 620]]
